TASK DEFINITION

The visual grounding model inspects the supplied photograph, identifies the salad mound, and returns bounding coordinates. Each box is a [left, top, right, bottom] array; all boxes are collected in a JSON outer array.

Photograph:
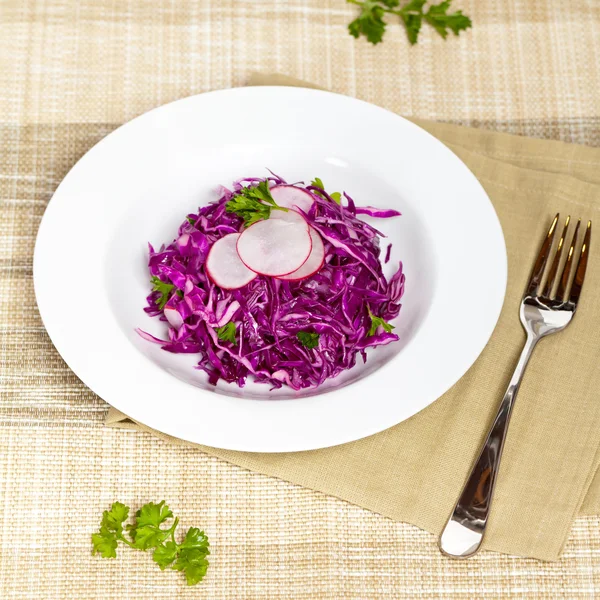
[[139, 173, 405, 390]]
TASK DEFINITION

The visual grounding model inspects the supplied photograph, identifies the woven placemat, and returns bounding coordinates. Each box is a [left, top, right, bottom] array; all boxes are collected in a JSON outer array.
[[1, 0, 600, 597]]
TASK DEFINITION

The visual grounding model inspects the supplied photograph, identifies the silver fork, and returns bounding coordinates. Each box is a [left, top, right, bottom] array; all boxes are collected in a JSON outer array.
[[439, 214, 592, 559]]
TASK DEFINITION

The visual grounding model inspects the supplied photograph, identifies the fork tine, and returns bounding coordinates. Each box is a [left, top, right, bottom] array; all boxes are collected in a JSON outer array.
[[542, 215, 570, 298], [556, 219, 581, 301], [567, 220, 591, 306], [525, 213, 559, 297]]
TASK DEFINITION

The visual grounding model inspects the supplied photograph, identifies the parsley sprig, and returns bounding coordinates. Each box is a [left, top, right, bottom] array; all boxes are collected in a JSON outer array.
[[226, 180, 288, 227], [297, 331, 320, 349], [215, 322, 237, 345], [348, 0, 472, 45], [151, 276, 182, 310], [310, 178, 342, 205], [92, 501, 210, 586], [367, 307, 395, 336]]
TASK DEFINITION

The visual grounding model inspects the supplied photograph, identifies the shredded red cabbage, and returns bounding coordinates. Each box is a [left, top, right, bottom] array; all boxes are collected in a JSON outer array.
[[385, 243, 392, 264], [140, 174, 405, 390]]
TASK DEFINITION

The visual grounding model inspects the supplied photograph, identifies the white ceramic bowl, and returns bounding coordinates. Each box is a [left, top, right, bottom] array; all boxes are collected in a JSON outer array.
[[34, 87, 506, 452]]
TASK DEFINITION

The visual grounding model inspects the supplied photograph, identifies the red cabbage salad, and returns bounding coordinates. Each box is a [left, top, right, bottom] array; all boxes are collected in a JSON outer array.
[[138, 173, 405, 390]]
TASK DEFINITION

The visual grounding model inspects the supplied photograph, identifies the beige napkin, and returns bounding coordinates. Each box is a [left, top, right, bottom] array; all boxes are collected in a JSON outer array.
[[107, 73, 600, 561]]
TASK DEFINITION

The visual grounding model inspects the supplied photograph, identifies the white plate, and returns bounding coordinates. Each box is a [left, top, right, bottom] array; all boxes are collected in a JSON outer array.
[[34, 87, 506, 452]]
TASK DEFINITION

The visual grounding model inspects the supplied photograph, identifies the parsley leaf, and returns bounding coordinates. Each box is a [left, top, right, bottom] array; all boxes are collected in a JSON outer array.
[[92, 501, 210, 586], [151, 276, 175, 310], [226, 180, 288, 227], [348, 0, 387, 44], [226, 194, 270, 227], [153, 541, 179, 569], [347, 0, 471, 45], [174, 549, 210, 586], [135, 500, 173, 529], [180, 527, 210, 551], [215, 322, 237, 345], [173, 528, 210, 585], [130, 521, 175, 551], [425, 0, 471, 39], [103, 502, 129, 535], [186, 216, 196, 225], [91, 502, 133, 559], [402, 0, 426, 10], [310, 178, 342, 204], [92, 526, 119, 558], [367, 307, 395, 336], [297, 331, 320, 349], [400, 0, 426, 43], [128, 501, 177, 550]]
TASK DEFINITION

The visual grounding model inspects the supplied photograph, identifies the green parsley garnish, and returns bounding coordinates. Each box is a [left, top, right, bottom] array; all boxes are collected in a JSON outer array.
[[151, 276, 176, 310], [186, 216, 196, 225], [215, 322, 237, 345], [367, 307, 395, 336], [225, 180, 288, 227], [92, 501, 210, 586], [297, 331, 320, 349], [310, 177, 341, 204], [347, 0, 471, 45]]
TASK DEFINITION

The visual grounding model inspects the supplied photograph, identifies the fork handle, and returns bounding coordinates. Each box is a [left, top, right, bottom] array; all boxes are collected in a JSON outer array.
[[438, 334, 538, 558]]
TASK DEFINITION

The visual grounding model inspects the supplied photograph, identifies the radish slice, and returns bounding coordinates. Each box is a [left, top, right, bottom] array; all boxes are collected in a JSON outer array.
[[164, 306, 184, 329], [277, 227, 325, 281], [236, 215, 312, 276], [206, 233, 258, 289], [270, 185, 315, 215], [268, 207, 309, 227]]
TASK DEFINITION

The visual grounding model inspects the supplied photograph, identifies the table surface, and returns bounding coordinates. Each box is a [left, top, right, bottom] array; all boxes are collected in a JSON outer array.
[[1, 1, 599, 598]]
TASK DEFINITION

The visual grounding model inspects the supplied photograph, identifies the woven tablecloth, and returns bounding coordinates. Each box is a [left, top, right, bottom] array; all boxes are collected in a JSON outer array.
[[1, 1, 600, 598]]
